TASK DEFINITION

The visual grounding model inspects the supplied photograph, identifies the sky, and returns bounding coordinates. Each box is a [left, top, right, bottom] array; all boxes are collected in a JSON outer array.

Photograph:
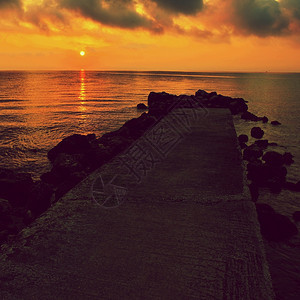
[[0, 0, 300, 71]]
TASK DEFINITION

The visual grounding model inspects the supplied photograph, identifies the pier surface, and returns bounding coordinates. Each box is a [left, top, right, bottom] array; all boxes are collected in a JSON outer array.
[[0, 108, 274, 299]]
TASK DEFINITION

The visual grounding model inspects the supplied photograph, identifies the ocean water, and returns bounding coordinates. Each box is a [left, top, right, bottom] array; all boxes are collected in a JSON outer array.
[[0, 70, 299, 298]]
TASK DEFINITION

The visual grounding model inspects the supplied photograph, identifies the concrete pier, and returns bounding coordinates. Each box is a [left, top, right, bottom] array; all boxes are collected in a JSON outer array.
[[0, 109, 274, 299]]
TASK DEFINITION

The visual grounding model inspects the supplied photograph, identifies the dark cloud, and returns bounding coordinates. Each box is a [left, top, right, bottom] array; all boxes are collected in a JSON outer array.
[[152, 0, 203, 15], [233, 0, 289, 36], [60, 0, 161, 31], [282, 0, 300, 20], [0, 0, 20, 8]]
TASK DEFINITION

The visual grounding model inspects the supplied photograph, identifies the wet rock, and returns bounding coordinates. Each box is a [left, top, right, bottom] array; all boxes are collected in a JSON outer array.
[[238, 134, 248, 143], [241, 111, 260, 121], [137, 103, 148, 110], [282, 152, 294, 165], [293, 211, 300, 222], [254, 139, 269, 149], [271, 120, 281, 126], [0, 169, 34, 206], [256, 204, 298, 241], [262, 151, 284, 166], [251, 127, 264, 139], [48, 134, 92, 162], [27, 181, 54, 217], [243, 145, 263, 161]]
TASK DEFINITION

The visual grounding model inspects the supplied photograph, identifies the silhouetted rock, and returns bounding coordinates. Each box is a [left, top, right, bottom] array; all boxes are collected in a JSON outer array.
[[262, 116, 268, 123], [241, 111, 260, 121], [282, 152, 294, 165], [137, 103, 148, 110], [254, 140, 269, 149], [262, 151, 284, 166], [293, 211, 300, 222], [148, 92, 176, 116], [251, 127, 264, 139], [243, 145, 263, 161], [283, 181, 297, 191], [27, 181, 54, 217], [295, 181, 300, 192], [256, 204, 298, 241], [52, 153, 85, 178], [0, 169, 34, 206], [249, 182, 259, 202], [271, 120, 281, 125], [86, 133, 96, 142], [238, 134, 248, 143], [48, 134, 92, 162], [0, 199, 13, 230], [240, 143, 248, 149]]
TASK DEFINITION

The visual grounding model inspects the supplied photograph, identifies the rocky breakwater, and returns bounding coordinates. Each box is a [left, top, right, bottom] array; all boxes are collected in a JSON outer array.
[[237, 122, 299, 241], [1, 89, 250, 244]]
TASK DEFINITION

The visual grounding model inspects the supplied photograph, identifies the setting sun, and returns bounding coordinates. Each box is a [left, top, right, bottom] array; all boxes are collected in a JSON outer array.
[[80, 51, 85, 56]]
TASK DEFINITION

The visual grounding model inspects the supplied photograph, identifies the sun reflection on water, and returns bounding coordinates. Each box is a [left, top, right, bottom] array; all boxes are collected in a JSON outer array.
[[79, 69, 87, 113]]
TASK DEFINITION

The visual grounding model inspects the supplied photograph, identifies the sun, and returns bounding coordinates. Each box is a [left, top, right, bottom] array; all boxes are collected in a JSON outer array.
[[80, 51, 85, 56]]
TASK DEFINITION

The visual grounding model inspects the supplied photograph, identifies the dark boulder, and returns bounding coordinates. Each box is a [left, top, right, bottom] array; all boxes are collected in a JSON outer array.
[[137, 103, 148, 110], [48, 134, 92, 162], [26, 181, 54, 217], [271, 120, 281, 125], [243, 145, 263, 161], [86, 134, 96, 142], [241, 111, 260, 121], [295, 181, 300, 192], [262, 116, 268, 123], [282, 152, 294, 165], [52, 153, 85, 178], [251, 127, 264, 139], [249, 182, 259, 202], [148, 92, 177, 116], [0, 169, 34, 206], [238, 134, 248, 143], [293, 211, 300, 222], [256, 203, 275, 215], [254, 139, 269, 149], [268, 142, 278, 147], [283, 181, 297, 191], [256, 204, 298, 241], [240, 142, 248, 150], [0, 199, 13, 230], [262, 151, 284, 166]]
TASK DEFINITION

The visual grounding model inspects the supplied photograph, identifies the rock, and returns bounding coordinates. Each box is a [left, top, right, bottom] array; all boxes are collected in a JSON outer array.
[[52, 153, 85, 178], [282, 152, 294, 165], [0, 199, 13, 230], [238, 134, 248, 143], [271, 120, 281, 125], [249, 182, 259, 202], [295, 181, 300, 192], [48, 134, 92, 162], [256, 203, 275, 215], [137, 103, 148, 110], [283, 181, 297, 191], [256, 204, 298, 241], [243, 145, 263, 161], [293, 211, 300, 222], [241, 111, 260, 121], [240, 142, 248, 150], [86, 134, 96, 142], [254, 139, 269, 149], [0, 169, 34, 206], [262, 151, 284, 166], [148, 92, 177, 116], [40, 171, 61, 186], [251, 127, 264, 139], [26, 181, 54, 217], [262, 116, 268, 123]]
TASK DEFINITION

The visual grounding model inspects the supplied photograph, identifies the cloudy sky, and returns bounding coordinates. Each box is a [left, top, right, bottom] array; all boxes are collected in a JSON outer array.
[[0, 0, 299, 71]]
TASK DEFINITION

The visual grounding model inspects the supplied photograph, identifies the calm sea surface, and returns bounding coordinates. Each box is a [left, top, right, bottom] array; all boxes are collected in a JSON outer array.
[[0, 70, 299, 298]]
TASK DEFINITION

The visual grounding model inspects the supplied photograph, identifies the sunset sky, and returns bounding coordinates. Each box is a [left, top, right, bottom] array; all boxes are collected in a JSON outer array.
[[0, 0, 300, 71]]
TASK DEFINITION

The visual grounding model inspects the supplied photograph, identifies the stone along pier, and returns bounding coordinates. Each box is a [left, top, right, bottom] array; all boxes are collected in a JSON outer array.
[[0, 108, 274, 299]]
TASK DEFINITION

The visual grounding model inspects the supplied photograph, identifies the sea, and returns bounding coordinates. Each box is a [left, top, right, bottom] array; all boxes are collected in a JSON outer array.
[[0, 70, 299, 298]]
